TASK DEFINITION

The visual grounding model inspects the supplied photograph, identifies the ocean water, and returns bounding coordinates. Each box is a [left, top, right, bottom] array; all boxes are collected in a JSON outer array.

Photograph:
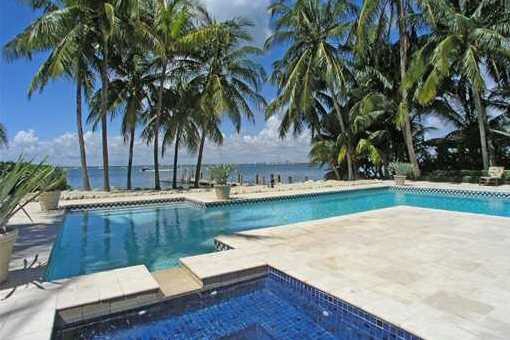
[[45, 188, 510, 280], [64, 163, 326, 190]]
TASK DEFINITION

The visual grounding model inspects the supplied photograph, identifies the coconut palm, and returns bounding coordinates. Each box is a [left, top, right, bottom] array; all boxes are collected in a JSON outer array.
[[405, 0, 510, 170], [266, 0, 356, 179], [134, 0, 210, 190], [0, 123, 7, 148], [357, 0, 422, 176], [92, 0, 122, 192], [309, 139, 341, 179], [88, 50, 153, 190], [160, 80, 200, 189], [190, 18, 266, 188], [3, 0, 95, 190]]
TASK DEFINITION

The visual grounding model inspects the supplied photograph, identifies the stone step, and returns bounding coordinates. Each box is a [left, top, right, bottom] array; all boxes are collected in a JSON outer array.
[[152, 267, 202, 298]]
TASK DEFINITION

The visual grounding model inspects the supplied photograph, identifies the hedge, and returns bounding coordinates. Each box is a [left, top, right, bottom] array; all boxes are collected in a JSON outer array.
[[419, 169, 510, 184]]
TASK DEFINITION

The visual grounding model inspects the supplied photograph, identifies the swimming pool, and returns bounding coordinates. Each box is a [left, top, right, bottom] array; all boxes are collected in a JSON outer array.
[[46, 187, 510, 280], [55, 269, 421, 340]]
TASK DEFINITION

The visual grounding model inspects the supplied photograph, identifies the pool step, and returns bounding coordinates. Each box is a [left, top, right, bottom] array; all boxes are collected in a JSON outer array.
[[152, 267, 202, 298]]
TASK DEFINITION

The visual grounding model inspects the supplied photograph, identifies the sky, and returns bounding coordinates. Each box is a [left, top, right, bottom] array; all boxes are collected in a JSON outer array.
[[0, 0, 314, 166]]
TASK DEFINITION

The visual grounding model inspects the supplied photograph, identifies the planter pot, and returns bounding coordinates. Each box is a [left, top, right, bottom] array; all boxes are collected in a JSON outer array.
[[394, 175, 407, 186], [215, 185, 231, 200], [39, 190, 61, 211], [0, 228, 18, 283]]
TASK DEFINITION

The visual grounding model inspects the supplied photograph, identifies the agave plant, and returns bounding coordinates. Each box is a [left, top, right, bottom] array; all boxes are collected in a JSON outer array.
[[0, 160, 64, 233]]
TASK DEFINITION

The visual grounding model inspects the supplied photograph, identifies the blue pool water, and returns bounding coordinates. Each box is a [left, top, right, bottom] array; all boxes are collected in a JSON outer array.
[[56, 272, 420, 340], [46, 188, 510, 280]]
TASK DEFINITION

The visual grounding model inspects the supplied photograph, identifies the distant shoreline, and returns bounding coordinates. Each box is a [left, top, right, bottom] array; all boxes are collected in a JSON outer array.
[[61, 162, 316, 168]]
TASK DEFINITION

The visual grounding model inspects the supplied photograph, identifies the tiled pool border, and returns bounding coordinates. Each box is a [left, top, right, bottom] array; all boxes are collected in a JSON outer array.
[[66, 186, 390, 211], [392, 185, 510, 199], [66, 197, 206, 211], [54, 266, 422, 340], [202, 186, 389, 207], [267, 267, 423, 340], [65, 185, 510, 212]]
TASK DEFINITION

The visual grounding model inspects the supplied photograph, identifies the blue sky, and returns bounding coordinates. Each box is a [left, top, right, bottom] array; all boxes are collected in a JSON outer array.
[[0, 0, 313, 166]]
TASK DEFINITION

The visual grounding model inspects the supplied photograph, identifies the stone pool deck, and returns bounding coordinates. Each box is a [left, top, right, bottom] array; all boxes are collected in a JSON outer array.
[[181, 207, 510, 339], [1, 180, 510, 339]]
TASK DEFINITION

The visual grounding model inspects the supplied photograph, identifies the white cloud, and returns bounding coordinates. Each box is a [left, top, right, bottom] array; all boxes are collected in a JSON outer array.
[[0, 116, 312, 166], [200, 0, 271, 46], [13, 129, 39, 146]]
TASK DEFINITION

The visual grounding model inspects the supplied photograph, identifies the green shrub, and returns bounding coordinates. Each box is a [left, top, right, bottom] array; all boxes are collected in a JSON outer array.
[[388, 162, 415, 177], [420, 169, 510, 184], [209, 164, 234, 185]]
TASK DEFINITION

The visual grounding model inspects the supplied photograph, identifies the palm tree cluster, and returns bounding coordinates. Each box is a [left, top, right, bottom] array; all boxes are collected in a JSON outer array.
[[266, 0, 510, 179], [3, 0, 510, 186], [4, 0, 265, 191]]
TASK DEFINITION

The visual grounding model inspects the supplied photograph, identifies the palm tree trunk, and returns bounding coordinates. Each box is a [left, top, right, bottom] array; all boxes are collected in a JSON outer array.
[[172, 130, 180, 189], [194, 129, 206, 188], [76, 74, 91, 191], [100, 46, 110, 192], [398, 0, 421, 177], [127, 125, 135, 190], [101, 116, 110, 191], [347, 144, 356, 180], [332, 98, 354, 180], [472, 86, 490, 169], [331, 161, 341, 180], [153, 62, 167, 191]]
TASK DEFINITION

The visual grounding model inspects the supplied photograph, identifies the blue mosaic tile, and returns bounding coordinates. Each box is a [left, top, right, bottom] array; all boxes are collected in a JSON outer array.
[[56, 269, 422, 340]]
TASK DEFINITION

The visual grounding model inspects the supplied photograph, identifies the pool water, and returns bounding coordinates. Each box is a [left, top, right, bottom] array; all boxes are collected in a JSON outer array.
[[56, 272, 420, 340], [46, 188, 510, 280]]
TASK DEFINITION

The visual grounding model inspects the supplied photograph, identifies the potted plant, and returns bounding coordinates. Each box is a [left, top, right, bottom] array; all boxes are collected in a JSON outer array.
[[209, 164, 234, 200], [39, 166, 68, 211], [388, 162, 414, 186], [0, 160, 62, 283]]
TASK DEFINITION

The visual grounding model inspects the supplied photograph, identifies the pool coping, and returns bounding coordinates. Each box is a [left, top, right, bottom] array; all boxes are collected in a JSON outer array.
[[62, 183, 510, 212], [54, 266, 423, 340], [61, 183, 390, 211]]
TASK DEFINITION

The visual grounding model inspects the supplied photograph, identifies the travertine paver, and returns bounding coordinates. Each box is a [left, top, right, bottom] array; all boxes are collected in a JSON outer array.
[[183, 207, 510, 340], [0, 265, 160, 340]]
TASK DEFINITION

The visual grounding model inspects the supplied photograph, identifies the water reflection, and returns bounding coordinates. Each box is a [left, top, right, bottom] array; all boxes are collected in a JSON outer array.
[[46, 188, 509, 280]]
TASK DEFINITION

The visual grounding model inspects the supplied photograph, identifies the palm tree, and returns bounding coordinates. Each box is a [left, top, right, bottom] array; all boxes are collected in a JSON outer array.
[[135, 0, 207, 190], [3, 0, 94, 190], [266, 0, 356, 179], [0, 123, 7, 148], [357, 0, 421, 176], [160, 80, 200, 189], [88, 51, 151, 190], [191, 18, 266, 188], [406, 0, 510, 170], [93, 0, 121, 192], [193, 113, 223, 188], [309, 139, 341, 179]]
